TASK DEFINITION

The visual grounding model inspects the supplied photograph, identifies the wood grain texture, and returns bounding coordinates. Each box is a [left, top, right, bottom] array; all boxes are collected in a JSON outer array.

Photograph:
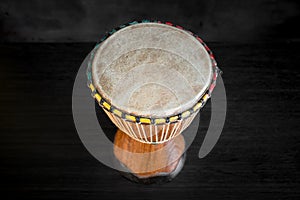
[[0, 42, 299, 199], [114, 129, 185, 178]]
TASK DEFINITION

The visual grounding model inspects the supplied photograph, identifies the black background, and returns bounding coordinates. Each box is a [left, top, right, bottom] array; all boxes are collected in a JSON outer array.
[[0, 0, 299, 199], [1, 0, 300, 43]]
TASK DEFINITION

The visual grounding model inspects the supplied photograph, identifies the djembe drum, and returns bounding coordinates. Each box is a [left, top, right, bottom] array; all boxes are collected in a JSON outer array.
[[86, 20, 219, 183]]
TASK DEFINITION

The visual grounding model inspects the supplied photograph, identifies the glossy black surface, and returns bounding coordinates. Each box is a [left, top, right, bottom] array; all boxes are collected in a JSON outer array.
[[0, 42, 299, 199]]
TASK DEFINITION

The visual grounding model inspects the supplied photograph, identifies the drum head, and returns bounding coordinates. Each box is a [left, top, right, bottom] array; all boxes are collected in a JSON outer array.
[[92, 22, 213, 118]]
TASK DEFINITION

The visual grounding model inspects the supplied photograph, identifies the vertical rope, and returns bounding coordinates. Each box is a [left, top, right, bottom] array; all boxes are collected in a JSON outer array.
[[140, 124, 149, 143], [168, 123, 177, 140], [123, 119, 138, 139], [135, 123, 143, 139], [160, 125, 165, 141], [163, 123, 170, 141], [149, 124, 153, 143], [155, 125, 158, 142], [114, 115, 124, 132], [171, 121, 181, 139]]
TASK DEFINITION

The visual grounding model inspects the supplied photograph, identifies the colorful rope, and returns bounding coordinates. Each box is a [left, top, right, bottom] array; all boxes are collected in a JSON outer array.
[[86, 20, 220, 125]]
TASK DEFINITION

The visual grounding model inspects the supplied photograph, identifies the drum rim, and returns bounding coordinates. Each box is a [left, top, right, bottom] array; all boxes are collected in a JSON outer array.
[[86, 20, 220, 125]]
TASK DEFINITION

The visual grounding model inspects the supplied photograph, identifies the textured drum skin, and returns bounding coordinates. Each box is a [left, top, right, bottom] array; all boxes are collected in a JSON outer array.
[[92, 23, 212, 117]]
